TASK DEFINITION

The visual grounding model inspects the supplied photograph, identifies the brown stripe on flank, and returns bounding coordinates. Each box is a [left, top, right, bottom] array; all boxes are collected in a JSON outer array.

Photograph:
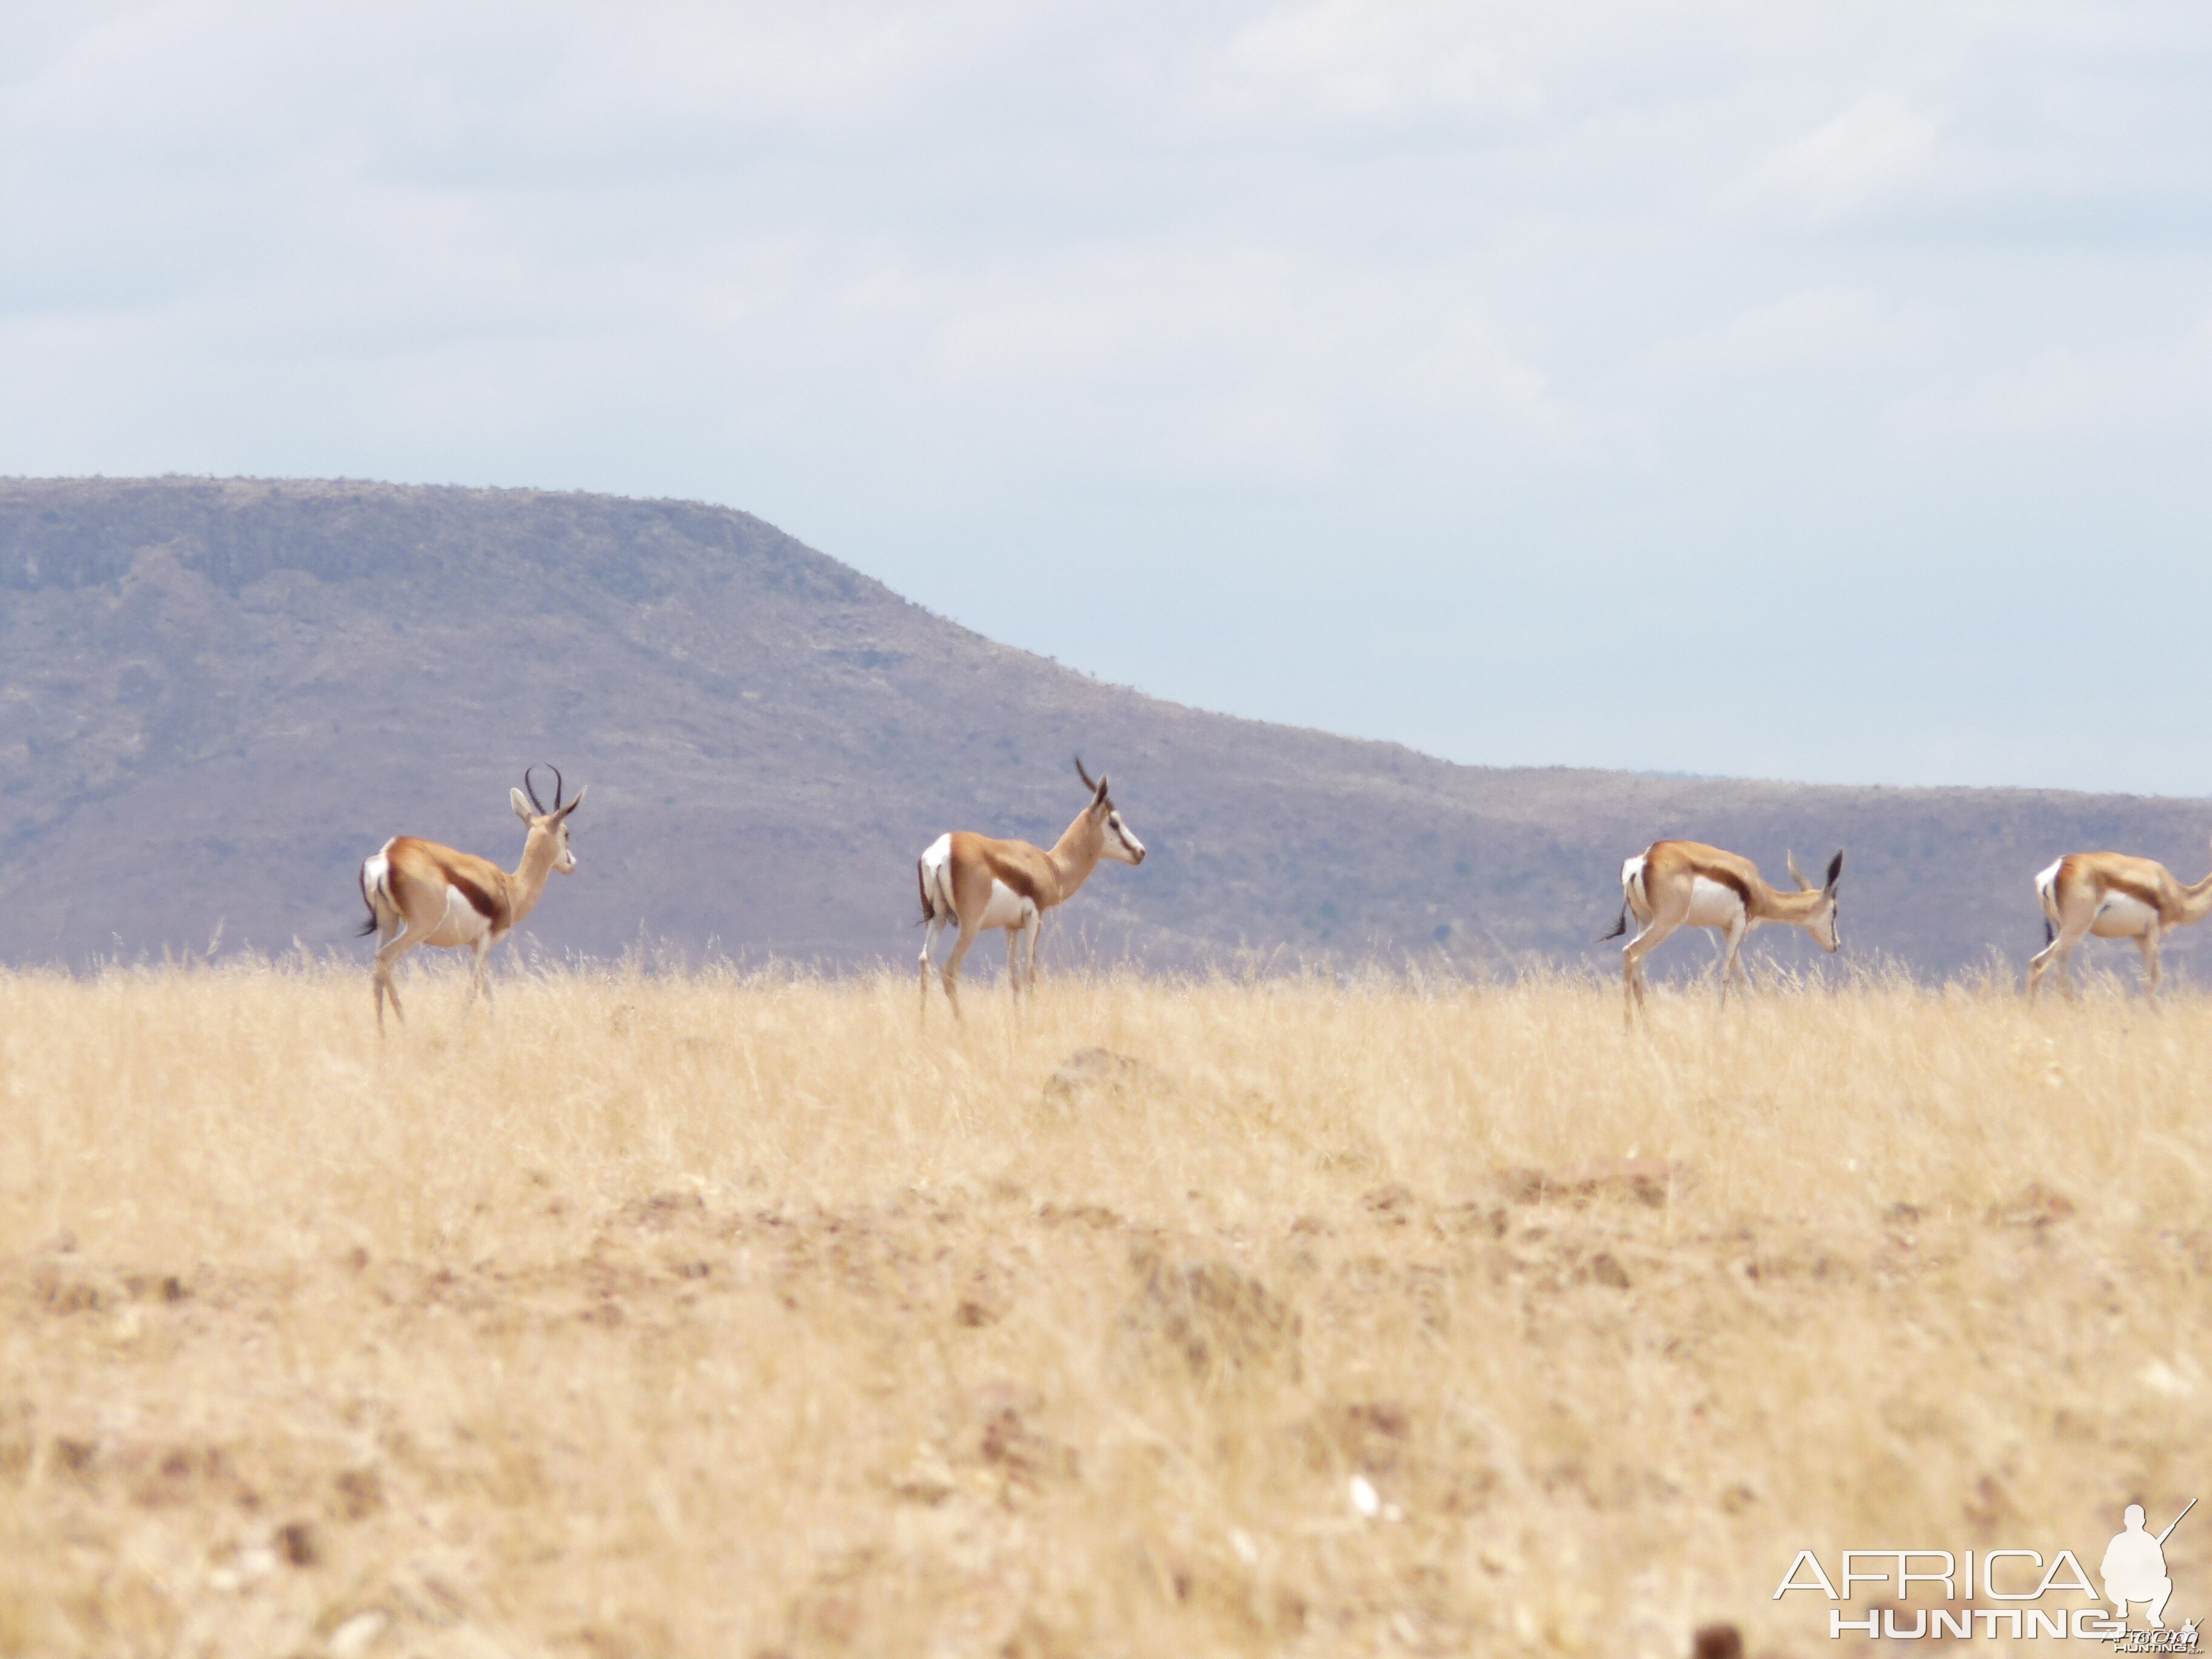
[[2102, 873, 2173, 922], [991, 865, 1045, 905], [446, 871, 509, 931], [1687, 862, 1753, 908]]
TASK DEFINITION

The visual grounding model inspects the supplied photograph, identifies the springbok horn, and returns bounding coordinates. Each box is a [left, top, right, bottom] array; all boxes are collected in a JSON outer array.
[[1786, 850, 1812, 891], [548, 764, 565, 811], [523, 765, 549, 813], [1074, 756, 1099, 794]]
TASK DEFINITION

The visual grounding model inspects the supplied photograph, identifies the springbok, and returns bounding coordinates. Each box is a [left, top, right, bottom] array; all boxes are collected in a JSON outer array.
[[1603, 840, 1843, 1015], [2026, 842, 2212, 1000], [357, 765, 586, 1031], [917, 757, 1145, 1017]]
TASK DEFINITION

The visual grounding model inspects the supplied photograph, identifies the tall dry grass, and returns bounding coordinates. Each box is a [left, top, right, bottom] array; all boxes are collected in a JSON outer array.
[[0, 961, 2207, 1657]]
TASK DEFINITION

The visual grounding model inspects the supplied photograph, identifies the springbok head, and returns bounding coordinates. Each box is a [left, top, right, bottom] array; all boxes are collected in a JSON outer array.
[[1786, 848, 1845, 953], [1074, 756, 1145, 866], [511, 763, 588, 875]]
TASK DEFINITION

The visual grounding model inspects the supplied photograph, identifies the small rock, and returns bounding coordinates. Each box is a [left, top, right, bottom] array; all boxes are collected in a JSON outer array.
[[1501, 1158, 1678, 1207], [329, 1609, 388, 1659], [1989, 1182, 2074, 1230], [1349, 1473, 1380, 1518], [1691, 1623, 1742, 1659], [953, 1260, 1011, 1328], [2139, 1359, 2197, 1398], [1121, 1246, 1302, 1384], [1362, 1184, 1417, 1224], [954, 1295, 1001, 1327], [1299, 1401, 1411, 1477], [979, 1406, 1079, 1487], [276, 1518, 320, 1566], [1587, 1252, 1633, 1290], [891, 1444, 956, 1505], [1043, 1048, 1170, 1108], [618, 1190, 705, 1232], [332, 1466, 386, 1520], [33, 1258, 123, 1314]]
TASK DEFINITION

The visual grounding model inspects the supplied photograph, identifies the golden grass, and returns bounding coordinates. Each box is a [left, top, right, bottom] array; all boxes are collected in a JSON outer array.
[[1, 962, 2207, 1658]]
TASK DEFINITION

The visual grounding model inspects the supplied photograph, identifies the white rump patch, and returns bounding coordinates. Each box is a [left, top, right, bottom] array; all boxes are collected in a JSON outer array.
[[361, 843, 394, 908], [918, 833, 954, 919], [1621, 855, 1649, 919], [2033, 857, 2065, 916]]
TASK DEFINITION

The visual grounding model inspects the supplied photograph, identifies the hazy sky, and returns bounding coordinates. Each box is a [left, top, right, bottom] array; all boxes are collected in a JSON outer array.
[[5, 3, 2210, 793]]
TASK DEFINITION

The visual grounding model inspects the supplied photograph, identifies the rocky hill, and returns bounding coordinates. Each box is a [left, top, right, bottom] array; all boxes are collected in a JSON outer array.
[[4, 477, 2208, 984]]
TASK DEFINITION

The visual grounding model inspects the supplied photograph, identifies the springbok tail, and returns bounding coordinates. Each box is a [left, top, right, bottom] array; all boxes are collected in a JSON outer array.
[[1599, 900, 1628, 942], [356, 863, 380, 938], [2044, 919, 2054, 946], [916, 859, 932, 926]]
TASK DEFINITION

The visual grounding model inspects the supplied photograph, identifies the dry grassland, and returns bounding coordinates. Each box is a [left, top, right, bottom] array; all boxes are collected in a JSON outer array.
[[1, 964, 2208, 1658]]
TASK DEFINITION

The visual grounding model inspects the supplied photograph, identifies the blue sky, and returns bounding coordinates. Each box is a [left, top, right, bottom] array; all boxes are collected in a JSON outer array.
[[4, 2, 2210, 793]]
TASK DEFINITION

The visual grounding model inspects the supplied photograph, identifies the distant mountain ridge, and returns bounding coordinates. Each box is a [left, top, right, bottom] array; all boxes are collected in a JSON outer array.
[[4, 476, 2208, 982]]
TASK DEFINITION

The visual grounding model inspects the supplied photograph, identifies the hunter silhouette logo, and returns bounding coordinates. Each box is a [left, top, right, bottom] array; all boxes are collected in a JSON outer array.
[[2104, 1501, 2191, 1629], [1776, 1498, 2197, 1643]]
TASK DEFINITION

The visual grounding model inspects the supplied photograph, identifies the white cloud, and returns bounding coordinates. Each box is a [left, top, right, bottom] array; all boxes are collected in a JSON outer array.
[[1641, 288, 1913, 377], [1736, 94, 1941, 227], [1220, 0, 1536, 128], [1899, 311, 2212, 438]]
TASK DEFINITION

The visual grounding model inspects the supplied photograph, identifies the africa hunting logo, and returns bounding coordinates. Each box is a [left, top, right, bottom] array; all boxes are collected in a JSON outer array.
[[1777, 1500, 2197, 1645]]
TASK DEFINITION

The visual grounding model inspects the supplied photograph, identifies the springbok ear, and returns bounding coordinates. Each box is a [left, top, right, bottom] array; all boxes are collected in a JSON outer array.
[[1786, 850, 1812, 892], [511, 787, 534, 822], [555, 784, 588, 819], [1825, 849, 1845, 892]]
